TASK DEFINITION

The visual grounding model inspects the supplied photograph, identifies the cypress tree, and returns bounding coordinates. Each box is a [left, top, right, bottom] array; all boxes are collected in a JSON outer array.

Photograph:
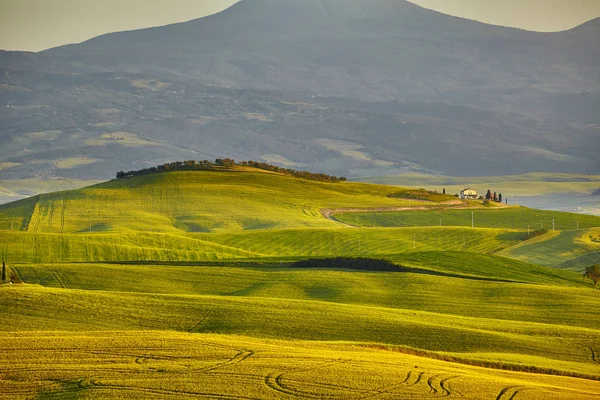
[[1, 261, 6, 282]]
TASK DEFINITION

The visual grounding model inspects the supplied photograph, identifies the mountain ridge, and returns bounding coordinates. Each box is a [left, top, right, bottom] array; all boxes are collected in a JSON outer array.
[[0, 0, 598, 197]]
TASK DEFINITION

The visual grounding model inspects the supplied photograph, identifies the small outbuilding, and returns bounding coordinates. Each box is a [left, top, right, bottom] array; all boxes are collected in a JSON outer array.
[[460, 188, 478, 200]]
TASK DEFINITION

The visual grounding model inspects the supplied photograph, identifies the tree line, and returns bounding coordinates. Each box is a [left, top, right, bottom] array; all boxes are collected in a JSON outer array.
[[116, 159, 347, 183], [485, 190, 503, 203]]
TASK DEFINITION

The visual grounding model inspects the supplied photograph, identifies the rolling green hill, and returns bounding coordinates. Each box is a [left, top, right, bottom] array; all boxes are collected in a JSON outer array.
[[2, 168, 600, 398], [0, 168, 433, 234]]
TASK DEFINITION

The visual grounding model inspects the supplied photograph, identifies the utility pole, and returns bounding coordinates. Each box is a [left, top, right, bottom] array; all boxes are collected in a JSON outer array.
[[552, 218, 555, 231], [471, 212, 474, 228]]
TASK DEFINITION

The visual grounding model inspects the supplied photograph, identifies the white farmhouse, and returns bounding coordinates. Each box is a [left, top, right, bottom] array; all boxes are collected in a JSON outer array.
[[460, 188, 478, 200]]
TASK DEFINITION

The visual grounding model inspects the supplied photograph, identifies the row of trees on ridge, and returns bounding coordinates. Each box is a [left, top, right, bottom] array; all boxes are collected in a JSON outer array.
[[116, 159, 347, 183]]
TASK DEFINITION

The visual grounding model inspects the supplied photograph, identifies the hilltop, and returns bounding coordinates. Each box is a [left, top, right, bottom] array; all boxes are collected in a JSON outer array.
[[0, 167, 453, 234]]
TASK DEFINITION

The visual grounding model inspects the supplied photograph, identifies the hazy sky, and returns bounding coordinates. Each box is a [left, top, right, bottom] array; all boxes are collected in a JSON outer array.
[[1, 0, 599, 52]]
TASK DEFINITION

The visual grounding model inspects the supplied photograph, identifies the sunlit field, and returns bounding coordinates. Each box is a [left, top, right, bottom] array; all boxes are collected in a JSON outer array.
[[1, 169, 600, 398]]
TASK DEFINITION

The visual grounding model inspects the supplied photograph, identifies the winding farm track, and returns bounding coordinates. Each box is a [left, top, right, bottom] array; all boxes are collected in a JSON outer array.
[[320, 200, 506, 225], [496, 386, 527, 400], [264, 360, 364, 399]]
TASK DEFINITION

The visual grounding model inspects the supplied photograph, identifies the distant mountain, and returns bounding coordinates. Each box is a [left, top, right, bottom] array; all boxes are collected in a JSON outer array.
[[1, 0, 599, 199]]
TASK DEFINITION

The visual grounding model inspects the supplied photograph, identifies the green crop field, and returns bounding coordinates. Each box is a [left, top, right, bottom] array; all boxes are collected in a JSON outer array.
[[333, 208, 599, 230], [1, 169, 600, 399]]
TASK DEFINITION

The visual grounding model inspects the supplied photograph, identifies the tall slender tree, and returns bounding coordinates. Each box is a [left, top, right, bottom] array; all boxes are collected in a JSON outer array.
[[1, 261, 6, 282]]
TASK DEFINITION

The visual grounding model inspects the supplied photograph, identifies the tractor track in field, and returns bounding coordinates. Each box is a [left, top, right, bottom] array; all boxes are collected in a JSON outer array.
[[590, 347, 600, 364], [59, 196, 67, 233], [47, 267, 72, 289], [10, 266, 25, 283], [406, 371, 424, 387], [192, 349, 255, 374], [264, 372, 329, 399], [426, 374, 457, 397], [439, 376, 460, 397], [31, 198, 43, 233], [360, 370, 457, 399], [496, 386, 527, 400], [358, 370, 415, 399], [263, 360, 378, 399], [47, 199, 55, 231]]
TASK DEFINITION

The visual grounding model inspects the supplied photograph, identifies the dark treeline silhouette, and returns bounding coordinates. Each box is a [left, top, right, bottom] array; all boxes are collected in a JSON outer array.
[[116, 159, 347, 183], [485, 189, 503, 203], [291, 258, 401, 272]]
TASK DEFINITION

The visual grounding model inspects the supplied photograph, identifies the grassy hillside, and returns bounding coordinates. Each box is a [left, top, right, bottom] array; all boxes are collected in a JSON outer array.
[[2, 169, 600, 398], [2, 282, 600, 377], [0, 169, 437, 233], [0, 227, 529, 263], [498, 228, 600, 271], [333, 208, 600, 230]]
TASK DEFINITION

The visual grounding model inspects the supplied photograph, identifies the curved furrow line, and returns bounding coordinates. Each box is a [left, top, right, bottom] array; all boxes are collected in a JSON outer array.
[[31, 200, 43, 233], [264, 372, 327, 399], [47, 199, 55, 231], [47, 268, 72, 289], [399, 370, 413, 385], [427, 374, 440, 394], [197, 350, 255, 373], [263, 360, 354, 399], [439, 376, 460, 397], [406, 371, 425, 387], [590, 347, 600, 364], [47, 268, 66, 289], [496, 386, 526, 400], [55, 269, 73, 289], [509, 388, 527, 400]]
